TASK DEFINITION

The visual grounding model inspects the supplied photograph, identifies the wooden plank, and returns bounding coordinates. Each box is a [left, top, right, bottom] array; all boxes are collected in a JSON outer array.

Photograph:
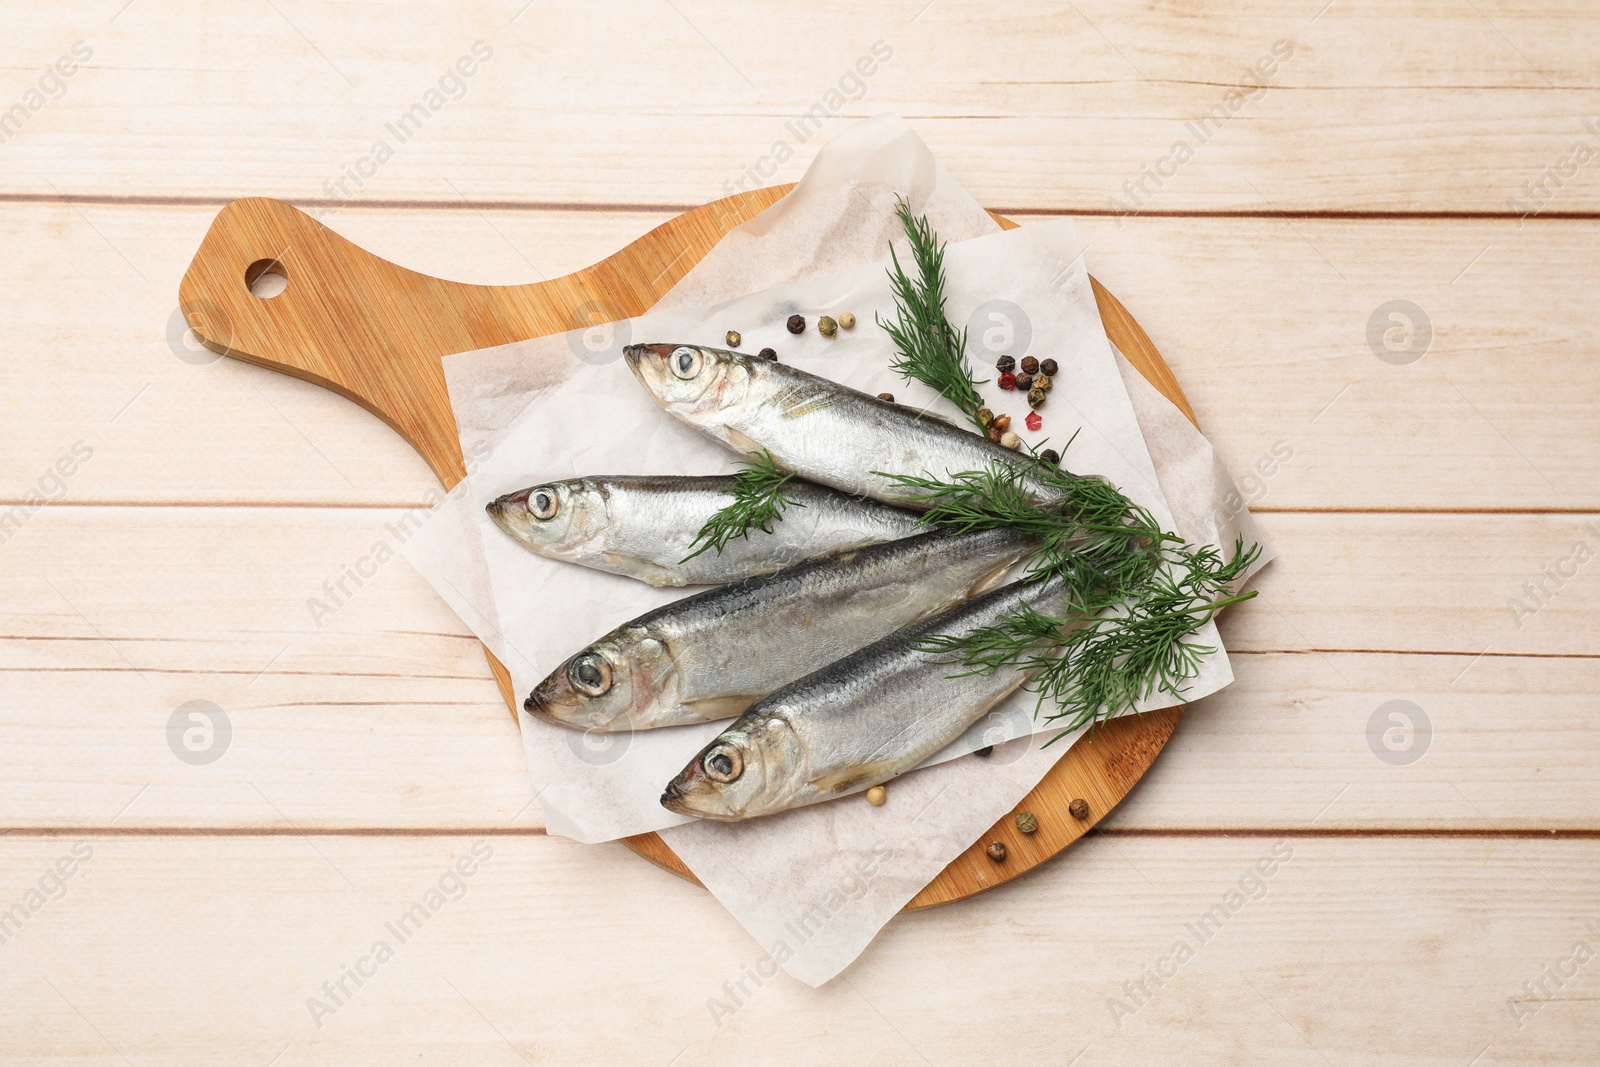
[[4, 204, 1596, 509], [0, 834, 1594, 1063], [3, 507, 1596, 830], [1078, 215, 1600, 511], [0, 202, 672, 506], [8, 1, 1600, 211]]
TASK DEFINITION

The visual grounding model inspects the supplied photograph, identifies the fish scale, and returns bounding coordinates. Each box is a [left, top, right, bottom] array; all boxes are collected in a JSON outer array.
[[486, 473, 923, 586], [524, 526, 1035, 732], [662, 573, 1088, 821]]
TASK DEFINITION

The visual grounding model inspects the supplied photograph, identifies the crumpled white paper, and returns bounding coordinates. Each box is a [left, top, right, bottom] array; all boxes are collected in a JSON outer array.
[[401, 114, 1271, 985]]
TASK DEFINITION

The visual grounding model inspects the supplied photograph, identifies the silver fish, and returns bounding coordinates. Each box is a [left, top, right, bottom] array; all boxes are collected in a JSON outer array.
[[661, 574, 1084, 821], [486, 475, 922, 587], [525, 526, 1033, 732], [623, 343, 1059, 508]]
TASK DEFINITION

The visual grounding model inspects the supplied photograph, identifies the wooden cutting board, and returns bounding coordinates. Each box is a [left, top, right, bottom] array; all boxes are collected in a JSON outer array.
[[178, 188, 1194, 910]]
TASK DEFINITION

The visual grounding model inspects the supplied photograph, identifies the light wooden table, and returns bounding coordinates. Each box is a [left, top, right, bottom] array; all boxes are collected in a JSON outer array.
[[3, 2, 1597, 1063]]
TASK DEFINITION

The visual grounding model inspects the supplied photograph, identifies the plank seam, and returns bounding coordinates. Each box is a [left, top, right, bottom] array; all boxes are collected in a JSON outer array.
[[3, 827, 1596, 838], [5, 191, 1600, 222]]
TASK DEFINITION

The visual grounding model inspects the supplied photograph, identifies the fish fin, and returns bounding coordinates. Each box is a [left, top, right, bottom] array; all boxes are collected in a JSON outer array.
[[773, 383, 844, 420], [659, 694, 759, 725], [811, 761, 902, 796], [601, 552, 689, 587], [968, 552, 1026, 595]]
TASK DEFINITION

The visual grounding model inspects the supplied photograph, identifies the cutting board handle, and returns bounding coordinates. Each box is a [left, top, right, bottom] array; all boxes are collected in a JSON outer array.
[[177, 191, 793, 487]]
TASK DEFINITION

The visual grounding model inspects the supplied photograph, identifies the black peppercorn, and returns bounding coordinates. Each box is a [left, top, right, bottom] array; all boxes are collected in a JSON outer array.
[[786, 314, 805, 334], [1020, 356, 1039, 375], [1040, 358, 1058, 376], [975, 745, 994, 758], [758, 347, 777, 361], [1040, 448, 1060, 465], [995, 355, 1015, 373], [877, 392, 895, 403], [1014, 372, 1033, 391]]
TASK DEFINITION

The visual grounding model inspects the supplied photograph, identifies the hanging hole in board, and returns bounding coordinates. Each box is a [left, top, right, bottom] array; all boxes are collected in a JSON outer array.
[[245, 258, 288, 299]]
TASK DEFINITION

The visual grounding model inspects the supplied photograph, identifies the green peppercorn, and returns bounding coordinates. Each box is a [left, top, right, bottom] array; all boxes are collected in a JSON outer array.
[[818, 315, 838, 338], [1040, 358, 1058, 376], [976, 406, 994, 428], [1020, 356, 1039, 375], [1015, 811, 1038, 834], [1027, 387, 1046, 409], [1032, 373, 1052, 392], [786, 314, 805, 334]]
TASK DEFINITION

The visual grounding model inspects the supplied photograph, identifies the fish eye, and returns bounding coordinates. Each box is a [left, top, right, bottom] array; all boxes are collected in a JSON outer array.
[[670, 346, 703, 380], [567, 653, 612, 697], [702, 743, 743, 783], [529, 487, 558, 520]]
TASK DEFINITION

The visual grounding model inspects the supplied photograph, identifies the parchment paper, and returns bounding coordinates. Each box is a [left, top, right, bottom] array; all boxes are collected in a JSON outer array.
[[402, 114, 1271, 985]]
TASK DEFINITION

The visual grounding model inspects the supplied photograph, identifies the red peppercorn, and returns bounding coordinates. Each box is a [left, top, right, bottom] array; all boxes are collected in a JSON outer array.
[[1026, 410, 1042, 432], [997, 372, 1017, 391]]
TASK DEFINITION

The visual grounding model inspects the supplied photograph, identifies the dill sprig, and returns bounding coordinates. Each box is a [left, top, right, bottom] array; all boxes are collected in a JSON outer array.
[[919, 539, 1260, 738], [875, 458, 1174, 605], [877, 197, 988, 431], [879, 460, 1259, 737], [681, 451, 803, 562]]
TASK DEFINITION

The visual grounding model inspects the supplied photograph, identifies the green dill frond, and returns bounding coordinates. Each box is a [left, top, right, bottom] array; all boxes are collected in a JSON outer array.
[[877, 197, 987, 431], [681, 451, 804, 562], [918, 538, 1261, 742]]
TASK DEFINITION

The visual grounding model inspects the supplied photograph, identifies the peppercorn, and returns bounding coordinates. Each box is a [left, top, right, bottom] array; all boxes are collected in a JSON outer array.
[[786, 314, 805, 334], [838, 311, 856, 330], [1068, 798, 1090, 820], [1013, 372, 1033, 391], [1040, 448, 1060, 465], [976, 406, 994, 428], [1040, 358, 1058, 376], [992, 414, 1011, 432], [818, 315, 838, 338], [1028, 387, 1047, 409], [974, 745, 994, 758], [1015, 811, 1039, 835], [1000, 431, 1021, 450], [988, 426, 1002, 443], [986, 842, 1007, 863], [1032, 373, 1052, 392], [995, 355, 1015, 373], [1025, 410, 1042, 433], [877, 392, 895, 403], [997, 372, 1017, 391], [866, 785, 886, 806], [725, 330, 741, 348], [758, 347, 777, 361], [1020, 356, 1039, 375]]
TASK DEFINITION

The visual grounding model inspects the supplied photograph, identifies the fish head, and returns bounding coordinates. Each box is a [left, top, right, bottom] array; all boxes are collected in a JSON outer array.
[[524, 628, 678, 731], [623, 344, 751, 426], [660, 714, 807, 821], [486, 480, 608, 557]]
